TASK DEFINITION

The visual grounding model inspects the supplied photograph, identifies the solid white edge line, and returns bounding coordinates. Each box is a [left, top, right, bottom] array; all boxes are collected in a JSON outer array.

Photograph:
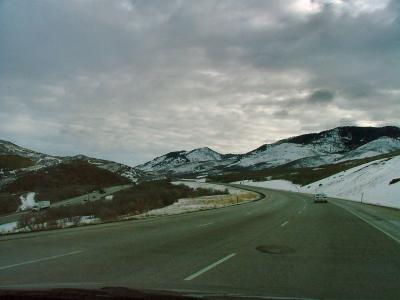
[[184, 253, 236, 281], [0, 250, 84, 271], [280, 221, 289, 227], [331, 202, 400, 245]]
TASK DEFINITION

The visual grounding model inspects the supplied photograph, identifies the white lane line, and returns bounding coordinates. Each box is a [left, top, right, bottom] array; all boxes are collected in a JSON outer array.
[[184, 253, 236, 281], [197, 222, 214, 228], [280, 221, 289, 227], [331, 202, 400, 245], [0, 250, 83, 271]]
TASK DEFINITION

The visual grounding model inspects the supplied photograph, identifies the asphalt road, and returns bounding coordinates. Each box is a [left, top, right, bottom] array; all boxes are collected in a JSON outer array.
[[1, 186, 399, 299]]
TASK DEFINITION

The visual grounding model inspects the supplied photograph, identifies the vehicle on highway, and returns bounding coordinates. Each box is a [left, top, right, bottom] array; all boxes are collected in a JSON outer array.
[[31, 200, 51, 211], [314, 193, 328, 203]]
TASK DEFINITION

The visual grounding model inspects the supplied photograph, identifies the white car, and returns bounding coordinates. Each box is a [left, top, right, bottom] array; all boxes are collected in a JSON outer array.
[[314, 193, 328, 203]]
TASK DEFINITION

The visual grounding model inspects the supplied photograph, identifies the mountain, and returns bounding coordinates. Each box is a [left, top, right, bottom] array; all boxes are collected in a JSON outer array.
[[0, 140, 145, 184], [2, 125, 400, 181], [136, 147, 236, 174], [136, 126, 400, 175]]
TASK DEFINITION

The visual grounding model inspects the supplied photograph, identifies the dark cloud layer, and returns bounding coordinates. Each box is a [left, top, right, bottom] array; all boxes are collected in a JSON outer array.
[[0, 0, 399, 165], [308, 89, 335, 104]]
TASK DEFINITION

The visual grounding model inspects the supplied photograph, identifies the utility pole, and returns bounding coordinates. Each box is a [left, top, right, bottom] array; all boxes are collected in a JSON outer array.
[[361, 192, 364, 204]]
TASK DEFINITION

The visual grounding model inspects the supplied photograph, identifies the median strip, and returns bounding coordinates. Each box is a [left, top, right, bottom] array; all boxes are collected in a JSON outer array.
[[0, 250, 83, 271], [184, 253, 236, 281]]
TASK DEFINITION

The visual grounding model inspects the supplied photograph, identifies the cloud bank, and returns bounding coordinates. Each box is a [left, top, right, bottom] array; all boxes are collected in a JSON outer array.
[[0, 0, 399, 165]]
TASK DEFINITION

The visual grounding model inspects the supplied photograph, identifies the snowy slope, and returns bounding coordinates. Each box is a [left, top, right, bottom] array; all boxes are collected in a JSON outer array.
[[236, 179, 301, 192], [303, 156, 400, 208], [186, 147, 222, 162], [136, 147, 229, 174], [336, 137, 400, 162], [241, 155, 400, 209], [230, 142, 327, 168], [137, 126, 400, 175]]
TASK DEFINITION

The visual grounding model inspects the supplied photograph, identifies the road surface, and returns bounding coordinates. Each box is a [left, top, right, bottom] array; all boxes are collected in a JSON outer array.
[[0, 185, 399, 299]]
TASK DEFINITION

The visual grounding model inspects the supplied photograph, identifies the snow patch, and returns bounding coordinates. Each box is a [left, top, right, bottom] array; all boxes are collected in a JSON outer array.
[[235, 179, 301, 192], [0, 222, 18, 234], [18, 192, 37, 211]]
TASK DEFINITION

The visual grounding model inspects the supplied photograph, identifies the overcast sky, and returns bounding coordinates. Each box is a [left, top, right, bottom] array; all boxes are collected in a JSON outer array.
[[1, 0, 399, 166]]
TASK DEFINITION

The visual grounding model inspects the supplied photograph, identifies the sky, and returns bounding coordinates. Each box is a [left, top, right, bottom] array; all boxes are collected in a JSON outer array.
[[0, 0, 399, 166]]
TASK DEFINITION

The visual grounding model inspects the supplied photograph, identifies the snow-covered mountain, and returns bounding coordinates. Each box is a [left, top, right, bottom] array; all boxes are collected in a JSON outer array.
[[2, 126, 400, 180], [136, 147, 235, 174], [0, 140, 145, 183], [137, 126, 400, 175]]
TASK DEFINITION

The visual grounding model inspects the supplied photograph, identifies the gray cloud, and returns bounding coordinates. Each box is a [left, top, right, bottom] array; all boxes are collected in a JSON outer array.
[[0, 0, 399, 166], [308, 89, 335, 104]]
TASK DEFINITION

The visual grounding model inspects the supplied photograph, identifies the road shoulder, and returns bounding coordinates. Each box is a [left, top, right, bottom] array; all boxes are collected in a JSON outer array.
[[330, 197, 400, 245]]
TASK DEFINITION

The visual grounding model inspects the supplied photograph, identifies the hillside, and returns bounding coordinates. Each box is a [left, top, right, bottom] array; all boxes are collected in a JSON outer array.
[[136, 147, 234, 174], [0, 155, 35, 171], [0, 140, 145, 183], [137, 126, 400, 176], [303, 156, 400, 208], [0, 161, 131, 214], [241, 153, 400, 209]]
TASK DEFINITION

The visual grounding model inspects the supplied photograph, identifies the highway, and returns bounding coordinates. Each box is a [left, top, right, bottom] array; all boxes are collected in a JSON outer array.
[[0, 185, 400, 299]]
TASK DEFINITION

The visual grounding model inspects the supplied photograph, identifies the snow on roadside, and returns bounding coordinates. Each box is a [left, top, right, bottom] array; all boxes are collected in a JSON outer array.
[[172, 180, 246, 194], [236, 156, 400, 209], [304, 156, 400, 209], [0, 221, 18, 234], [234, 179, 301, 192], [136, 181, 258, 217], [0, 216, 100, 235]]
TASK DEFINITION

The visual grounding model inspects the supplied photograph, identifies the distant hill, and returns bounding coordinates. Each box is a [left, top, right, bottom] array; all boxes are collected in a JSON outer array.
[[0, 140, 146, 184], [0, 161, 131, 212], [136, 126, 400, 176]]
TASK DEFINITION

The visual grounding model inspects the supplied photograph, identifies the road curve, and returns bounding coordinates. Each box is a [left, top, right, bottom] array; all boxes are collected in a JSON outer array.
[[0, 185, 399, 299]]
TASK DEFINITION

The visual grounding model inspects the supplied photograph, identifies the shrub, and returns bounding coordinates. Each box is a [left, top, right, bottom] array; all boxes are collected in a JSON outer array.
[[28, 180, 226, 225]]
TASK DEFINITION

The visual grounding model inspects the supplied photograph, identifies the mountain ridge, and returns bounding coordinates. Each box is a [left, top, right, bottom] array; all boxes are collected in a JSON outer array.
[[0, 140, 145, 184], [1, 125, 400, 179], [136, 126, 400, 175]]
